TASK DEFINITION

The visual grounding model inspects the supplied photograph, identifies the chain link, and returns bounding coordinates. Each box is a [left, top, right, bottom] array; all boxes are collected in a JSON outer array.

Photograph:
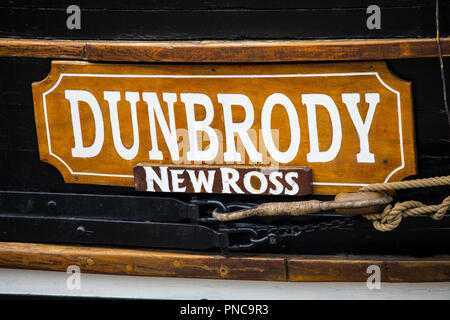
[[194, 199, 356, 250], [221, 218, 355, 250]]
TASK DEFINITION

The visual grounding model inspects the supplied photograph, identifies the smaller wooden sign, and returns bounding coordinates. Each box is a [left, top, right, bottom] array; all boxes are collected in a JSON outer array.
[[134, 164, 312, 196]]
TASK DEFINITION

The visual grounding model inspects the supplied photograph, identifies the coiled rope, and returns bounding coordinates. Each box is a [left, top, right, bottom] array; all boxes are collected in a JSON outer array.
[[212, 175, 450, 232], [361, 176, 450, 231], [363, 195, 450, 231]]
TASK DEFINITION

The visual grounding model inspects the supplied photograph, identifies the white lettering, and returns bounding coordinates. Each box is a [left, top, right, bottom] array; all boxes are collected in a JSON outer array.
[[342, 93, 379, 163], [284, 172, 299, 195], [243, 171, 268, 194], [170, 169, 186, 192], [181, 93, 219, 162], [261, 93, 300, 163], [143, 92, 180, 161], [302, 94, 342, 162], [186, 170, 216, 193], [104, 91, 140, 160], [220, 168, 243, 194], [268, 171, 284, 195], [144, 166, 170, 192], [218, 93, 262, 163], [65, 90, 104, 158]]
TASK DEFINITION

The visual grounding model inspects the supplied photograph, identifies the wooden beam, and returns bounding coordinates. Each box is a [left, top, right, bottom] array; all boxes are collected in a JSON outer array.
[[0, 242, 286, 281], [287, 256, 450, 282], [0, 39, 85, 60], [0, 242, 449, 282], [0, 38, 449, 62]]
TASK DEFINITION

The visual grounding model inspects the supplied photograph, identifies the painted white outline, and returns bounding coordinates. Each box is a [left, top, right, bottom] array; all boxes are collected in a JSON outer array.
[[42, 71, 404, 186]]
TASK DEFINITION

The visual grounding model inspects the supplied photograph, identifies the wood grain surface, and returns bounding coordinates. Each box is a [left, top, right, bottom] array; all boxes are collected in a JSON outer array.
[[1, 38, 449, 62], [32, 61, 416, 194], [0, 241, 449, 282]]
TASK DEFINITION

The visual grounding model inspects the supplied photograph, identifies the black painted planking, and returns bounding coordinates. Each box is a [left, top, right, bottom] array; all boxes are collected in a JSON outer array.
[[0, 211, 448, 254], [1, 0, 446, 10], [220, 213, 450, 255], [0, 58, 51, 107], [0, 58, 50, 153], [0, 149, 163, 196], [387, 59, 449, 113], [0, 214, 228, 250], [0, 191, 199, 222], [0, 6, 448, 40], [0, 0, 442, 10], [0, 105, 38, 152], [272, 216, 450, 256]]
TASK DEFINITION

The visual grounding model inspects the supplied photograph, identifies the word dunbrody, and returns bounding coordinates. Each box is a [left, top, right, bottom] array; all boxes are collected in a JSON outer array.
[[32, 61, 416, 194], [65, 90, 379, 164]]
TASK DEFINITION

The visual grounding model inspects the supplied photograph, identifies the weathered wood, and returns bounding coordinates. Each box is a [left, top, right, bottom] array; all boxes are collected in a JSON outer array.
[[288, 257, 388, 282], [0, 241, 449, 282], [386, 260, 450, 282], [0, 39, 85, 60], [84, 38, 450, 63], [288, 256, 450, 282], [0, 38, 449, 62], [0, 242, 286, 281]]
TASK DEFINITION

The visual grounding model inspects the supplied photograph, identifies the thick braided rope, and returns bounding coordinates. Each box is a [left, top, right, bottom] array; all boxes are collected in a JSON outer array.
[[211, 175, 450, 229], [364, 195, 450, 232], [360, 176, 450, 192]]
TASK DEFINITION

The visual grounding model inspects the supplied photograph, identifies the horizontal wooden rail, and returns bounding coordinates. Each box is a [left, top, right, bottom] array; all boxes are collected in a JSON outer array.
[[0, 37, 449, 62], [0, 242, 449, 282]]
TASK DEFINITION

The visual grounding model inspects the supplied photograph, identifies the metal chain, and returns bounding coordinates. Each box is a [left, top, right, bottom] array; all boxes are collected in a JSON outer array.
[[192, 199, 356, 250], [221, 217, 355, 250]]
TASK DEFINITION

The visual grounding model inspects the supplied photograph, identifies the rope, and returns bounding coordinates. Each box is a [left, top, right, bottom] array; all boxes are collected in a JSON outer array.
[[212, 175, 450, 232], [364, 196, 450, 232], [360, 176, 450, 192], [359, 176, 450, 231]]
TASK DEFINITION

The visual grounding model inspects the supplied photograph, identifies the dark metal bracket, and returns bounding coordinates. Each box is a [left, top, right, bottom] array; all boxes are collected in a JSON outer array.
[[0, 214, 228, 250], [0, 191, 199, 222]]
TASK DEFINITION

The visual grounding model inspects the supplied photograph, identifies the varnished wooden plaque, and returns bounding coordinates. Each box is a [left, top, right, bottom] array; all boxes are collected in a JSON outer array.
[[32, 61, 416, 195], [134, 164, 312, 196]]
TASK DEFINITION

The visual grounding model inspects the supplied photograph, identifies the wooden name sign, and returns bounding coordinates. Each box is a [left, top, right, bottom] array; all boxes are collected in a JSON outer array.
[[32, 61, 416, 195], [134, 165, 312, 196]]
